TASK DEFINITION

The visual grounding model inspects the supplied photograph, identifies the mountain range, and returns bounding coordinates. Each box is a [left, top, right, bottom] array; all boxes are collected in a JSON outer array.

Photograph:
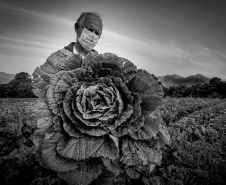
[[0, 72, 15, 84], [0, 72, 211, 87], [158, 74, 210, 87]]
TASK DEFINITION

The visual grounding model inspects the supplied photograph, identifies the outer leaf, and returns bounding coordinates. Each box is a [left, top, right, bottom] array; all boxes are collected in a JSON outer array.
[[127, 75, 162, 114], [56, 135, 105, 160], [92, 135, 119, 159], [125, 168, 140, 179], [121, 137, 162, 167], [130, 93, 142, 122], [129, 115, 160, 140], [119, 57, 137, 82], [35, 100, 53, 129], [56, 134, 119, 160], [58, 159, 102, 185], [148, 176, 165, 185], [39, 133, 79, 172], [102, 158, 123, 176], [157, 124, 171, 146], [111, 115, 145, 137], [136, 69, 164, 97], [32, 48, 82, 99], [142, 177, 151, 185]]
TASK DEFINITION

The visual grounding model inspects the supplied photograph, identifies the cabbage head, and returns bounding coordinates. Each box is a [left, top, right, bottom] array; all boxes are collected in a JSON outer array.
[[32, 49, 170, 185]]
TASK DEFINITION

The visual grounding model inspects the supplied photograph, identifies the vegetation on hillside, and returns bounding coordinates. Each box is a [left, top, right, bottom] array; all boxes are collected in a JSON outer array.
[[163, 77, 226, 98], [0, 71, 225, 99], [0, 72, 36, 98]]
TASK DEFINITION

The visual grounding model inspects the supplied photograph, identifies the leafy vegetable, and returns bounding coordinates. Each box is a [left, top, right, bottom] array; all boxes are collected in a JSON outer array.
[[32, 50, 169, 185]]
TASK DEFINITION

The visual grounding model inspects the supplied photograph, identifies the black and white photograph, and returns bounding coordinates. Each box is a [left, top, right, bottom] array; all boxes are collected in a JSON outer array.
[[0, 0, 226, 185]]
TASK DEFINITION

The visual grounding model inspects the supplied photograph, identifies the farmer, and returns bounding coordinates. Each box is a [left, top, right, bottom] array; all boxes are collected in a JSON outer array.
[[67, 12, 115, 185], [64, 12, 103, 65]]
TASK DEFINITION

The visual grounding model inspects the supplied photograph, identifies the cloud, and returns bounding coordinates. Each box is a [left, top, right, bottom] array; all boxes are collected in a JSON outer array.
[[0, 36, 59, 51], [0, 2, 72, 26], [0, 2, 226, 80], [97, 30, 226, 79], [0, 54, 43, 75]]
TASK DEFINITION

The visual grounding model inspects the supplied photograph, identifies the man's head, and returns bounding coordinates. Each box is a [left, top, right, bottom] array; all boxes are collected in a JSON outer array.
[[75, 12, 103, 38]]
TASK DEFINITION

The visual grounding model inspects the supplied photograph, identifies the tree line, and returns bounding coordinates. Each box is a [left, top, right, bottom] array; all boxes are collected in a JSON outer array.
[[0, 72, 225, 99], [163, 77, 226, 98], [0, 72, 36, 98]]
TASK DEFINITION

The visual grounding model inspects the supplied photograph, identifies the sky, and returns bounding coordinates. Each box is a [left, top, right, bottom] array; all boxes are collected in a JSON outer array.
[[0, 0, 226, 79]]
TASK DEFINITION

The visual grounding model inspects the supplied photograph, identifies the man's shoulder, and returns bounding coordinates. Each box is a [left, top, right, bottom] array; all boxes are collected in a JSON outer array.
[[45, 43, 75, 68], [45, 43, 83, 71], [49, 48, 73, 59], [49, 43, 74, 59], [64, 42, 74, 53]]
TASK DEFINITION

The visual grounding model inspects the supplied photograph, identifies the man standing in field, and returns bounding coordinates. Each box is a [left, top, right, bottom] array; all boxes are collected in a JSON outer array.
[[38, 11, 115, 185]]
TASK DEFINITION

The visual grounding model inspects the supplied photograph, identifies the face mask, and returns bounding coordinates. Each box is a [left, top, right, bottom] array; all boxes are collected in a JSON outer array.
[[78, 28, 100, 51]]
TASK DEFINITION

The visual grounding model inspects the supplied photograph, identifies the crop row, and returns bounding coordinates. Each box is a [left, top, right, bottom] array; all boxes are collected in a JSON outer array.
[[153, 98, 226, 185], [0, 98, 226, 185]]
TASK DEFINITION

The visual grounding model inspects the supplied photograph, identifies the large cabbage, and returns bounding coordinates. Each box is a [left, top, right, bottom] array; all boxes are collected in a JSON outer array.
[[32, 49, 170, 185]]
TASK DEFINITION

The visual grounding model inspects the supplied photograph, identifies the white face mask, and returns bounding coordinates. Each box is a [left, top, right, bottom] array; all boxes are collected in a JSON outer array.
[[78, 28, 100, 51]]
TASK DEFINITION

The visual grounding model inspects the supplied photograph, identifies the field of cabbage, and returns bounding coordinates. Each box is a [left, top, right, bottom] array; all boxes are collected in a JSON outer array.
[[0, 98, 225, 185]]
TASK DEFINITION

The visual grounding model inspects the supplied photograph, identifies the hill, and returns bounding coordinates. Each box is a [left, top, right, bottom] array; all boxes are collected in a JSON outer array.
[[158, 74, 210, 87], [0, 72, 15, 84]]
